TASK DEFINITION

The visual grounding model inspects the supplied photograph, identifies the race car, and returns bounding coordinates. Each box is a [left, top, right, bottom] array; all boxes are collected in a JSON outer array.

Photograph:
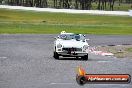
[[53, 31, 89, 60]]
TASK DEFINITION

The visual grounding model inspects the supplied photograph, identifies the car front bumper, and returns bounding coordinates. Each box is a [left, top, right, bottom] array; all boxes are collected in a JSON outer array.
[[57, 51, 88, 57]]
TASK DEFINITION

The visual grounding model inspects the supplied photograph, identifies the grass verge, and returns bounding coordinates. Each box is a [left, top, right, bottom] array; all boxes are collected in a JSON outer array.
[[0, 9, 132, 34]]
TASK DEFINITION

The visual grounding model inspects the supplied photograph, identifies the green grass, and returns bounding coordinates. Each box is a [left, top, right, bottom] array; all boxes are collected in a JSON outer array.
[[126, 48, 132, 52], [0, 9, 132, 34]]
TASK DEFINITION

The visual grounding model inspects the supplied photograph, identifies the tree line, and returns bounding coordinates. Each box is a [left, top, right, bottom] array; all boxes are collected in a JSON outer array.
[[0, 0, 132, 10]]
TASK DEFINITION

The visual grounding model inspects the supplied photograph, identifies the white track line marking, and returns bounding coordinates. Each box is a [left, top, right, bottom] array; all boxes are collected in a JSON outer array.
[[0, 57, 7, 59], [50, 83, 74, 85], [97, 61, 112, 63]]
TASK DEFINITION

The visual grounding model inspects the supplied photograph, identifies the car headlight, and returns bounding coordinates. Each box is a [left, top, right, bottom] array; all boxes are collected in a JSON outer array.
[[57, 44, 62, 48], [83, 45, 89, 50]]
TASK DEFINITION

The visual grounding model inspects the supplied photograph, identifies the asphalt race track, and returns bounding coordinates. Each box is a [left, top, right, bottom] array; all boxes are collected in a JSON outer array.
[[0, 34, 132, 88]]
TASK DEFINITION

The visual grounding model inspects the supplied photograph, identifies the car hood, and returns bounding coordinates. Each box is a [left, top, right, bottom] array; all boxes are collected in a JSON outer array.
[[56, 39, 88, 48]]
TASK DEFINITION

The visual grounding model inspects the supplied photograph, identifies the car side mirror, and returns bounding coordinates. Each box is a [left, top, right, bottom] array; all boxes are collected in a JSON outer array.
[[83, 35, 86, 37]]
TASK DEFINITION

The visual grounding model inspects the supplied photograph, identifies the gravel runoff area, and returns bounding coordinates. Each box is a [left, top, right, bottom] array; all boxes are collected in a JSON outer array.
[[0, 5, 130, 16], [86, 35, 132, 58], [0, 34, 132, 88], [95, 45, 132, 58]]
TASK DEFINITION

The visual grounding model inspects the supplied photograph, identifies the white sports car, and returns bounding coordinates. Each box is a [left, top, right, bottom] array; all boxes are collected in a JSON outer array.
[[53, 31, 89, 60]]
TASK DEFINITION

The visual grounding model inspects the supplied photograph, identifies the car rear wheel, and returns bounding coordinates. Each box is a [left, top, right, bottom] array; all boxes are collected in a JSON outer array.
[[53, 52, 59, 59]]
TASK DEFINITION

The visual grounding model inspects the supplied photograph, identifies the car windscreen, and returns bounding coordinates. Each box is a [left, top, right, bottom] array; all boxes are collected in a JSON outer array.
[[59, 34, 82, 40]]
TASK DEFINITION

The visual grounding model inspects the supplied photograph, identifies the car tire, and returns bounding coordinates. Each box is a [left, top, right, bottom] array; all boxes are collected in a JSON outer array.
[[82, 54, 88, 60], [53, 52, 59, 59]]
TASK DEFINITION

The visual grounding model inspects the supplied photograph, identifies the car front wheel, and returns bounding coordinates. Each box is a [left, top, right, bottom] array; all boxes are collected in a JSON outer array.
[[82, 54, 88, 60], [53, 52, 59, 59]]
